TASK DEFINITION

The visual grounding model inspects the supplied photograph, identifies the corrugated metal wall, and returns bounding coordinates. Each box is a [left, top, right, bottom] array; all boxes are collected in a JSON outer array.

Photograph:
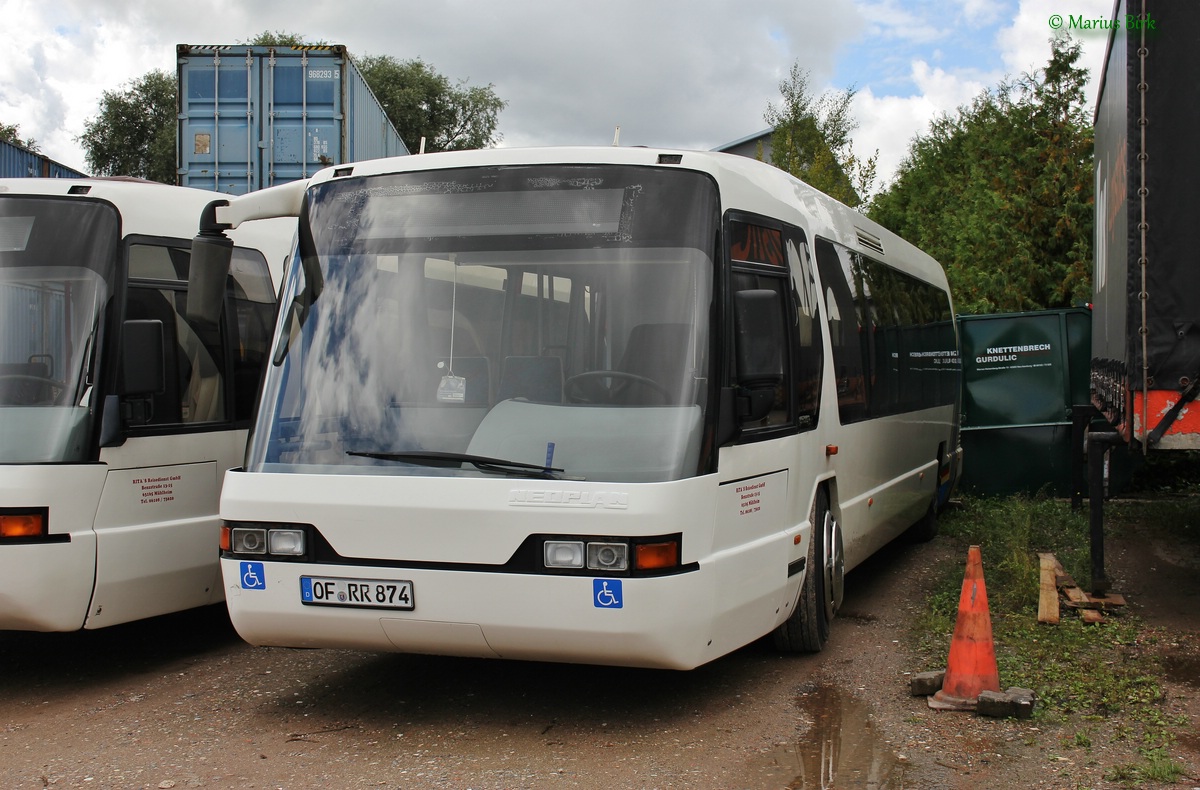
[[1, 282, 67, 378], [0, 139, 87, 179], [177, 44, 408, 194]]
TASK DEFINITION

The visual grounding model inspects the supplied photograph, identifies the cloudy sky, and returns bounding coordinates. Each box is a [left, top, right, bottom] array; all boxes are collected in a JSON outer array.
[[1, 0, 1115, 191]]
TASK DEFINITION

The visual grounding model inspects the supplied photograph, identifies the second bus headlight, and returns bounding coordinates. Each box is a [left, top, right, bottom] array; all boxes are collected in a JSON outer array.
[[225, 523, 308, 558], [231, 527, 267, 554], [587, 542, 628, 571], [268, 528, 306, 556], [544, 540, 585, 568]]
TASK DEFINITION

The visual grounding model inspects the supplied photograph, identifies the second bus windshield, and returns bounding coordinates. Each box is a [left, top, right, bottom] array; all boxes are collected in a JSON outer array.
[[248, 164, 718, 483]]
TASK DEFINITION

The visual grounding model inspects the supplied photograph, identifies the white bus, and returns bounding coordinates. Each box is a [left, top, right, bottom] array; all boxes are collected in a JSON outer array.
[[193, 147, 961, 669], [0, 178, 293, 631]]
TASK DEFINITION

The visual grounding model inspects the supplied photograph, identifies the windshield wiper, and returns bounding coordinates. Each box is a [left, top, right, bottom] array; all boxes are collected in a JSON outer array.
[[347, 450, 564, 479]]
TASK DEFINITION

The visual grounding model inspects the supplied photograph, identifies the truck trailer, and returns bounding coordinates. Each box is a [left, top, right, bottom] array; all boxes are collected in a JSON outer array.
[[1092, 0, 1200, 450], [1087, 0, 1200, 592]]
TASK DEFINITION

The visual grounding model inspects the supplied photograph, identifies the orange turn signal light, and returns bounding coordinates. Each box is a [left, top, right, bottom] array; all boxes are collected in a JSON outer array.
[[635, 541, 679, 570], [219, 525, 232, 551], [0, 512, 45, 538]]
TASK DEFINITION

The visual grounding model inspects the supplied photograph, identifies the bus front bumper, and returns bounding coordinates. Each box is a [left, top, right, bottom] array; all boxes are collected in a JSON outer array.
[[221, 558, 715, 670]]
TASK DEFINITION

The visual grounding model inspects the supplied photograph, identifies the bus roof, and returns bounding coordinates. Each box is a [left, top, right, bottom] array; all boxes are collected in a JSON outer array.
[[301, 146, 948, 291], [0, 177, 295, 273]]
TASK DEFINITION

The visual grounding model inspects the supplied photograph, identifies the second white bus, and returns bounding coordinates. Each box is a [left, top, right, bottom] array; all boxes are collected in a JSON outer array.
[[0, 178, 293, 631], [194, 147, 961, 669]]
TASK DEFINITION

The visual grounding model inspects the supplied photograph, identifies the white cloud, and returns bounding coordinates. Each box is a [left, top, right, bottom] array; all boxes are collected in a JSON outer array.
[[852, 0, 951, 46], [0, 0, 180, 170], [1000, 0, 1113, 107], [957, 0, 1007, 27], [853, 60, 992, 193], [2, 0, 866, 170], [1, 0, 1117, 190], [848, 0, 1114, 191]]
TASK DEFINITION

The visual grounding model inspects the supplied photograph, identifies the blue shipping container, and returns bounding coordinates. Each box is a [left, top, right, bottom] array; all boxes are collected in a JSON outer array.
[[0, 139, 87, 179], [176, 44, 409, 195]]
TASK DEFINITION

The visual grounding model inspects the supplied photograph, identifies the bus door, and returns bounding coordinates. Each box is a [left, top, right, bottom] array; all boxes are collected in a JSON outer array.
[[87, 240, 276, 628], [713, 218, 824, 648]]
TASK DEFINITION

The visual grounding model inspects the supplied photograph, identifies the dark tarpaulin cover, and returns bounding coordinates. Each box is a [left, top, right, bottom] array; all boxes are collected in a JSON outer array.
[[1119, 0, 1200, 389]]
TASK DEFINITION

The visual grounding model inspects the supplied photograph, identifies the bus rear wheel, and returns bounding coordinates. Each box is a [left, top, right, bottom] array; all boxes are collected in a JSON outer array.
[[772, 486, 841, 653]]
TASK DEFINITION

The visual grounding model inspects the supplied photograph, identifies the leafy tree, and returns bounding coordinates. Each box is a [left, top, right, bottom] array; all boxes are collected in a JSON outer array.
[[241, 31, 329, 47], [0, 122, 38, 151], [764, 64, 877, 208], [356, 56, 506, 153], [869, 36, 1093, 314], [78, 70, 176, 183]]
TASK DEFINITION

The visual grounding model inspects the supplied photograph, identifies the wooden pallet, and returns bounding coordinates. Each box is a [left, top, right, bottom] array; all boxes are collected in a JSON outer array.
[[1038, 553, 1126, 624]]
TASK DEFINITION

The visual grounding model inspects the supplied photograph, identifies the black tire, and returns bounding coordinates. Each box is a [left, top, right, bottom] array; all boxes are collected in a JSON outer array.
[[773, 486, 838, 653]]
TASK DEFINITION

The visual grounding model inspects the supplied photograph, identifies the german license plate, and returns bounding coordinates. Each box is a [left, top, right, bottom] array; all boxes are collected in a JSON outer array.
[[300, 576, 414, 610]]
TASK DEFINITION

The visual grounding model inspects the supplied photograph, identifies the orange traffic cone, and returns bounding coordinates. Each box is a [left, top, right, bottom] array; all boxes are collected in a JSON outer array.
[[928, 545, 1001, 711]]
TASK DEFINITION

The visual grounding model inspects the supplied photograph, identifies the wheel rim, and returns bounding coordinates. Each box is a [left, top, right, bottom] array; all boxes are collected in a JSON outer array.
[[823, 511, 845, 620]]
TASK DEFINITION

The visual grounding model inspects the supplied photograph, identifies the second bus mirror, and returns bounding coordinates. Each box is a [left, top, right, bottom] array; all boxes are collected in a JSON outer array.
[[734, 289, 785, 423], [188, 231, 234, 328]]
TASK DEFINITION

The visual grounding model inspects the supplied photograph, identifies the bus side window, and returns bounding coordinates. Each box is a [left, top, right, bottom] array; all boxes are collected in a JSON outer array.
[[123, 286, 184, 424], [728, 218, 795, 433], [787, 236, 822, 428], [814, 238, 868, 424], [125, 242, 228, 427], [731, 271, 790, 428], [228, 250, 276, 422]]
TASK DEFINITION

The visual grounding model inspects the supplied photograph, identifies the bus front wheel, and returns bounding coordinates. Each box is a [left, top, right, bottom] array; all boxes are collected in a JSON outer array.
[[772, 486, 840, 653]]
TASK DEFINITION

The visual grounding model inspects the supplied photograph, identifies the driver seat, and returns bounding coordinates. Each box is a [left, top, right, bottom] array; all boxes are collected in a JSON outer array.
[[614, 323, 691, 404]]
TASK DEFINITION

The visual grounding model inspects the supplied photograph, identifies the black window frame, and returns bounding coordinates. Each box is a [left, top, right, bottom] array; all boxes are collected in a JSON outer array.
[[724, 212, 820, 442], [814, 236, 956, 425], [120, 234, 276, 437]]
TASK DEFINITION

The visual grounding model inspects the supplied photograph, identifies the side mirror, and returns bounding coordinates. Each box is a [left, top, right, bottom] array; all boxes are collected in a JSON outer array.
[[187, 199, 235, 328], [733, 289, 785, 423], [188, 232, 233, 328]]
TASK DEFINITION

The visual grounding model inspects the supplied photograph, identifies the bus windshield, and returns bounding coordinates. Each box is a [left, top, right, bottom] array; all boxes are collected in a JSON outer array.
[[0, 198, 117, 463], [247, 164, 719, 482]]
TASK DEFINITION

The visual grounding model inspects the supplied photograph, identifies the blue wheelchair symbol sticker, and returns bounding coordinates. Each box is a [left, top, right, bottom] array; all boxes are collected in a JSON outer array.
[[593, 578, 622, 609], [241, 561, 266, 590]]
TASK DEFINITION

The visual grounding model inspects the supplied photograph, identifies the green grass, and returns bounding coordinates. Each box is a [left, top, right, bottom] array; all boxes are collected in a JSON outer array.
[[921, 494, 1156, 725], [916, 490, 1192, 785]]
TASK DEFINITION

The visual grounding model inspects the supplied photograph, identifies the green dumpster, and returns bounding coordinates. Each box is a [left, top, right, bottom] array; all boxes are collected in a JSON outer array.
[[958, 308, 1092, 496]]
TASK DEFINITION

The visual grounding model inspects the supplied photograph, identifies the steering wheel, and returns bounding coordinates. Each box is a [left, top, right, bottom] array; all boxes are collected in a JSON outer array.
[[564, 370, 671, 405], [0, 374, 66, 406]]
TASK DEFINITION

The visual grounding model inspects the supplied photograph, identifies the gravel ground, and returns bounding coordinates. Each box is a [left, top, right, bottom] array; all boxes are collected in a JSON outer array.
[[1, 517, 1198, 789]]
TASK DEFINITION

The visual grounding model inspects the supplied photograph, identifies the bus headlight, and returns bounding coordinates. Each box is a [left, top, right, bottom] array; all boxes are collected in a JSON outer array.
[[223, 523, 309, 559], [539, 534, 682, 576], [587, 542, 628, 571], [268, 529, 306, 556], [231, 527, 268, 554], [544, 540, 585, 568]]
